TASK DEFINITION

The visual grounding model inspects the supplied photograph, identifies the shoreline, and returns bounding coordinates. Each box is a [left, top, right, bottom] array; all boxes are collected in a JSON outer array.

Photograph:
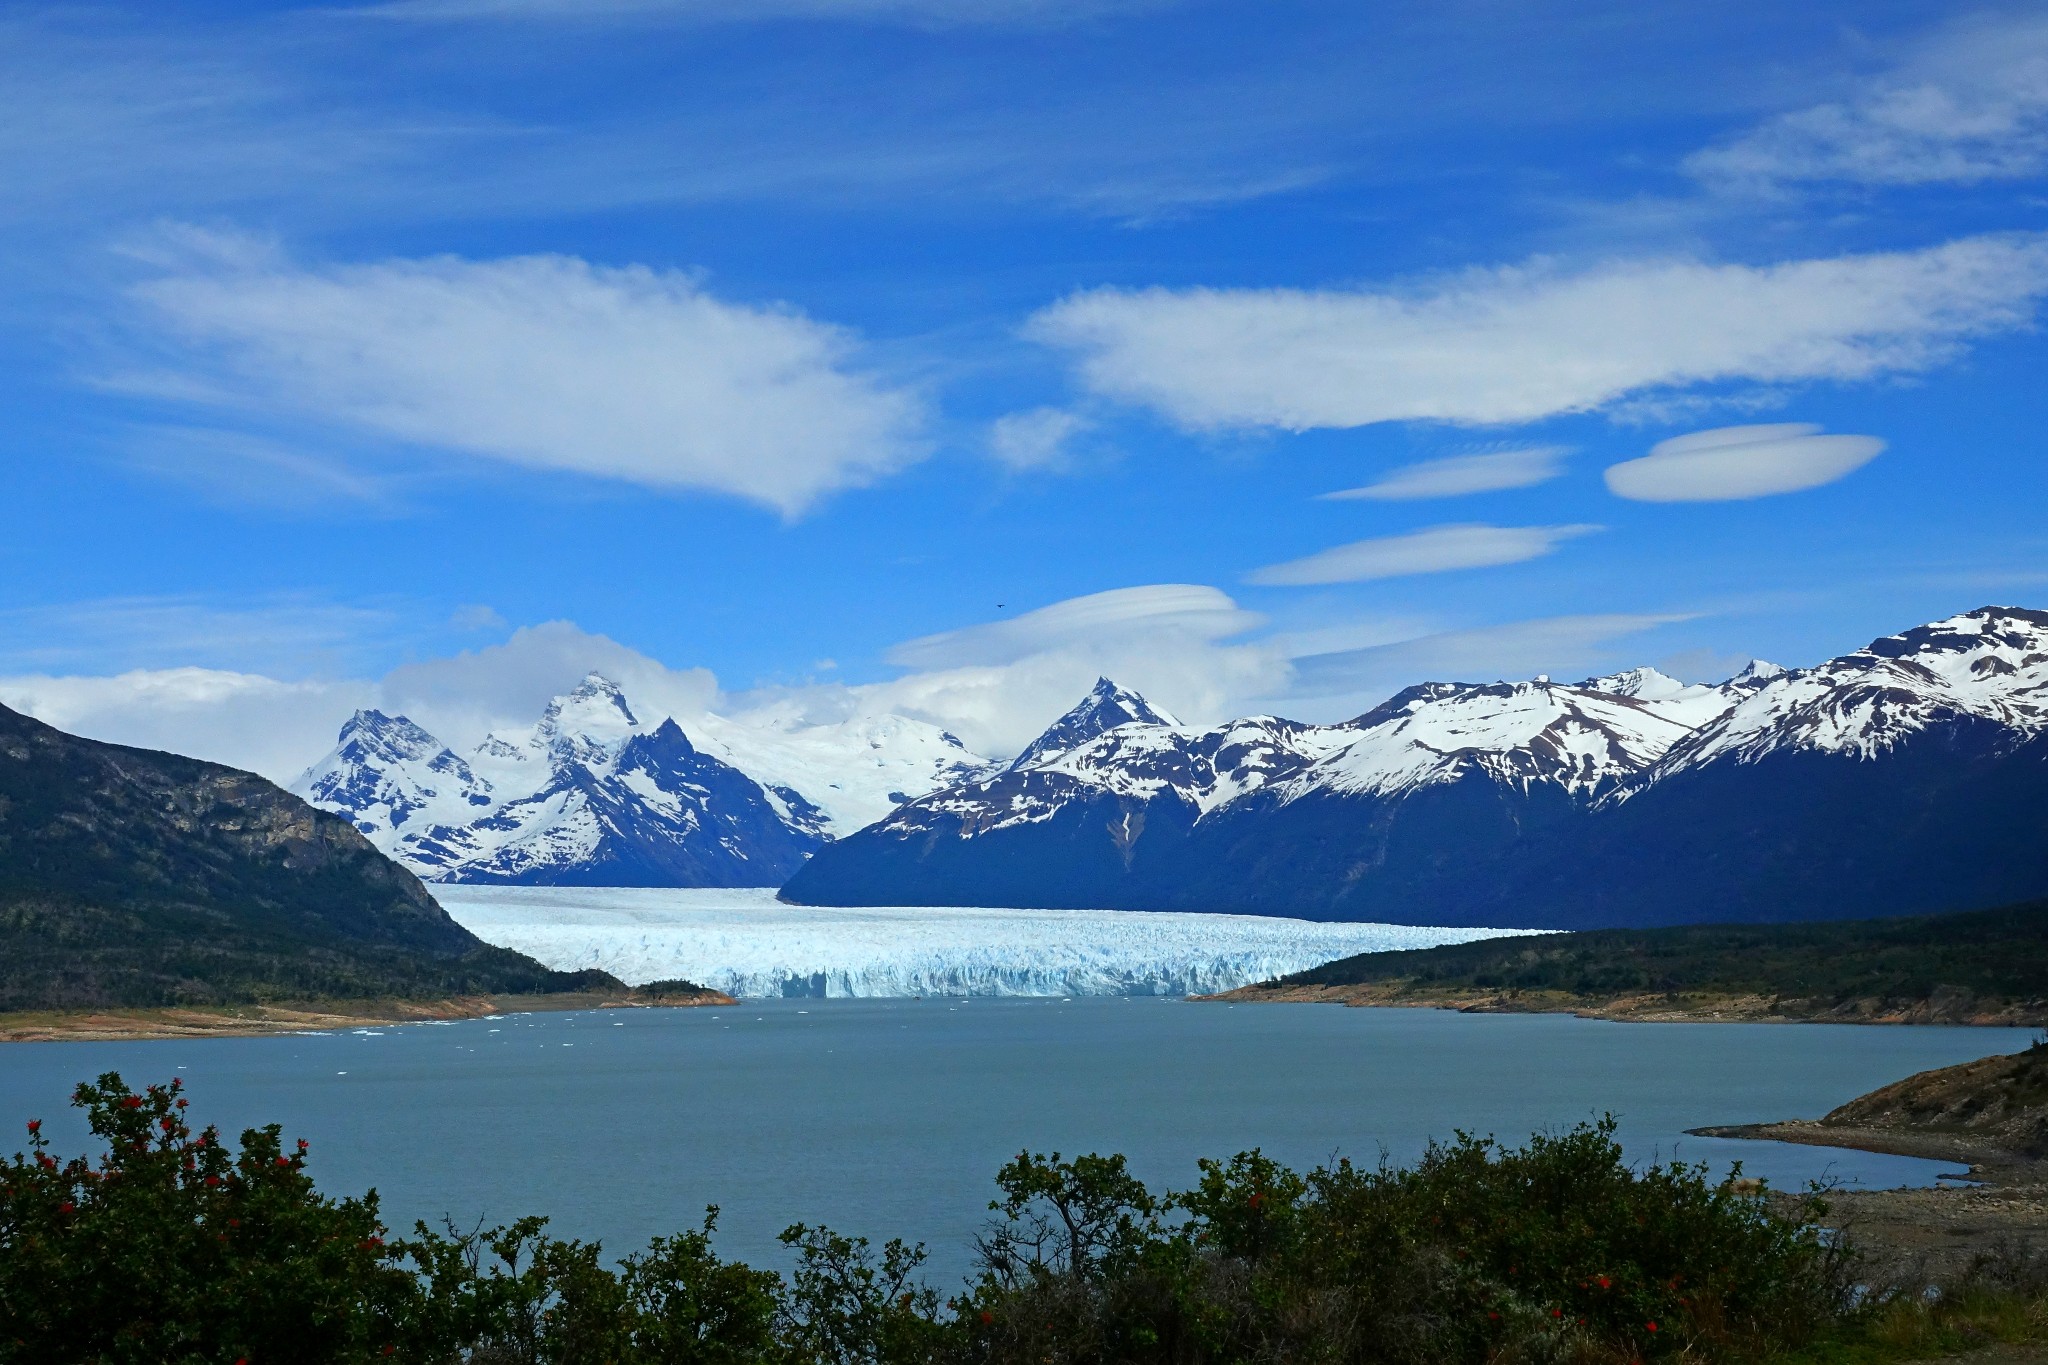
[[1683, 1121, 2048, 1283], [1198, 981, 2048, 1027], [0, 988, 735, 1044]]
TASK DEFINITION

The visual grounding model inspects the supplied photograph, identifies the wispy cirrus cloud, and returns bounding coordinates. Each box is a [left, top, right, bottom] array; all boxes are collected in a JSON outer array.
[[1604, 423, 1884, 502], [0, 594, 404, 679], [1321, 446, 1568, 501], [886, 584, 1260, 669], [1688, 11, 2048, 189], [1029, 234, 2048, 432], [115, 230, 925, 515], [1246, 524, 1601, 587], [352, 0, 1170, 25], [988, 407, 1094, 472], [1288, 612, 1694, 702]]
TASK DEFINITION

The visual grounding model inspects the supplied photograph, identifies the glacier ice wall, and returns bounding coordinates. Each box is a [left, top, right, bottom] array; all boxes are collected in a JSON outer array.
[[436, 887, 1542, 998]]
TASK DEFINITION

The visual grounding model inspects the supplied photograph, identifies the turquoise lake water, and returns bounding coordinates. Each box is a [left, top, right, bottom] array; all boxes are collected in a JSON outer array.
[[0, 999, 2030, 1284]]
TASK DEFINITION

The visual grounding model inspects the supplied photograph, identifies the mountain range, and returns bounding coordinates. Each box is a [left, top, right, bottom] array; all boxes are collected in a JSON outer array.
[[782, 606, 2048, 928], [292, 674, 985, 885]]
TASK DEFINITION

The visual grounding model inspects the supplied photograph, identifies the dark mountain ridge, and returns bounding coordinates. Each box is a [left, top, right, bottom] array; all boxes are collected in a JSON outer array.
[[0, 701, 608, 1011], [783, 606, 2048, 928]]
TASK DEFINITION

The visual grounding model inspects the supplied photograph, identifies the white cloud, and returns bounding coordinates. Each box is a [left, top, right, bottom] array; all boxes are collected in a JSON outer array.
[[0, 595, 402, 679], [1245, 523, 1600, 588], [0, 620, 721, 782], [0, 669, 375, 783], [1688, 12, 2048, 188], [1321, 446, 1568, 501], [988, 407, 1093, 472], [886, 584, 1260, 669], [121, 231, 925, 515], [1287, 613, 1693, 705], [1027, 234, 2048, 431], [0, 597, 1721, 784], [120, 426, 402, 513], [1604, 423, 1884, 502], [376, 622, 722, 752]]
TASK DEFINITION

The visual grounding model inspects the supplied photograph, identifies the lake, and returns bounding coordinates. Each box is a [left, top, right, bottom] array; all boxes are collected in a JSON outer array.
[[1, 999, 2028, 1284]]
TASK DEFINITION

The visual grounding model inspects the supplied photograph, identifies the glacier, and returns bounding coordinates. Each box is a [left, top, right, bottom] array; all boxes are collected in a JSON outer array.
[[434, 886, 1539, 998]]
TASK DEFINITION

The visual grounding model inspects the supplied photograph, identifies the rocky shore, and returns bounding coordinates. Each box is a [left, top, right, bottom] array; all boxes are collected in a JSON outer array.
[[1695, 1042, 2048, 1284]]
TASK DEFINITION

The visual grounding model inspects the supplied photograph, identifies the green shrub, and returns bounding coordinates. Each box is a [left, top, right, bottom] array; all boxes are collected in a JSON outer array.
[[0, 1075, 1901, 1365]]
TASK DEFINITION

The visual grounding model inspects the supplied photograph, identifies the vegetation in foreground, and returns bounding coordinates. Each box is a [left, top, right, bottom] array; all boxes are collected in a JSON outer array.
[[6, 1074, 2045, 1364], [1241, 898, 2048, 1025]]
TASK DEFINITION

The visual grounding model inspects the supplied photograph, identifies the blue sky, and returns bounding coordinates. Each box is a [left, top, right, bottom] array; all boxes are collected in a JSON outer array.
[[3, 0, 2047, 776]]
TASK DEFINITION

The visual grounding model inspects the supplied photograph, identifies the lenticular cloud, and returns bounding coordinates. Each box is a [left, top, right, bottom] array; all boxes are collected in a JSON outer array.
[[1028, 235, 2048, 431], [125, 232, 924, 514], [1604, 424, 1884, 503]]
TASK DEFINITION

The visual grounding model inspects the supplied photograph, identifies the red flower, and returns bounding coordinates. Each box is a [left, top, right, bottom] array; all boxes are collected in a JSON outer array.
[[383, 1348, 395, 1357], [274, 1157, 290, 1167], [1646, 1321, 1658, 1333], [1598, 1276, 1611, 1289], [24, 1120, 38, 1134], [297, 1139, 309, 1151], [979, 1311, 994, 1326], [175, 1098, 188, 1109], [58, 1201, 75, 1214], [122, 1096, 142, 1110], [205, 1176, 221, 1187]]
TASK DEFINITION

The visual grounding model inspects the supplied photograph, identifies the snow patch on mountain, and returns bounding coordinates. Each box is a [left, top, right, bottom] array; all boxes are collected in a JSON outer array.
[[877, 656, 1789, 844], [686, 702, 986, 834], [435, 885, 1537, 997], [1010, 677, 1182, 772], [1299, 680, 1701, 800], [1647, 607, 2048, 774]]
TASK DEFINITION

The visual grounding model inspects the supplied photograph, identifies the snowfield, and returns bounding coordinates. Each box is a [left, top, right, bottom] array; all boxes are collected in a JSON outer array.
[[434, 887, 1539, 998]]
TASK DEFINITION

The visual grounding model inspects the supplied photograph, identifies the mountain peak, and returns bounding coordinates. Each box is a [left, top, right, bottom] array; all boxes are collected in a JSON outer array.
[[1579, 666, 1689, 701], [536, 673, 640, 753], [336, 709, 445, 764], [568, 671, 636, 712], [1725, 659, 1785, 689], [1011, 678, 1178, 771]]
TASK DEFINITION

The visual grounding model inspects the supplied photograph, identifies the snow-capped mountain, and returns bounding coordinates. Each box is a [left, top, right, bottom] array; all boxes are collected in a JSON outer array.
[[784, 607, 2048, 930], [1008, 678, 1180, 771], [1638, 607, 2048, 775], [294, 673, 993, 886], [785, 659, 1769, 911], [296, 675, 825, 885]]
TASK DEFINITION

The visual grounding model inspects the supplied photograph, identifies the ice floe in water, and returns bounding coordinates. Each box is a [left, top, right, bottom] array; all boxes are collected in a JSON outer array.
[[435, 887, 1539, 999]]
